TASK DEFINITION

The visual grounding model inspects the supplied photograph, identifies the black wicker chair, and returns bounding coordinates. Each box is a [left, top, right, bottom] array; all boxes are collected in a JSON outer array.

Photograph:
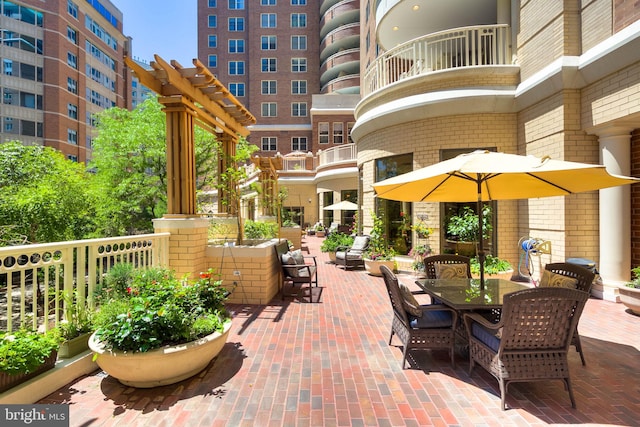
[[464, 287, 589, 410], [423, 254, 472, 279], [380, 265, 457, 369], [274, 240, 318, 303], [335, 235, 370, 270]]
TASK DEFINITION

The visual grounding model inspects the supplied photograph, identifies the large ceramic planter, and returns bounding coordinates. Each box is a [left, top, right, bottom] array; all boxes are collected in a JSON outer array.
[[619, 286, 640, 315], [89, 320, 232, 388], [364, 259, 396, 276], [327, 252, 337, 263]]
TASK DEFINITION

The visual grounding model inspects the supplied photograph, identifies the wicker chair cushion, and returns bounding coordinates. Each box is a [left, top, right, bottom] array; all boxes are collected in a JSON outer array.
[[281, 250, 313, 278], [351, 236, 370, 251], [540, 270, 578, 289], [409, 309, 454, 329], [399, 283, 423, 317], [335, 251, 363, 261], [470, 322, 501, 352], [435, 263, 469, 279]]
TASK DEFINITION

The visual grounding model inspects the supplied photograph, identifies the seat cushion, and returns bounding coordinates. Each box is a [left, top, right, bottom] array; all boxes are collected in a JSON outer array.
[[539, 270, 578, 289], [435, 263, 468, 279], [409, 309, 454, 329], [470, 322, 501, 352], [351, 236, 370, 251], [294, 265, 316, 278], [399, 283, 423, 317]]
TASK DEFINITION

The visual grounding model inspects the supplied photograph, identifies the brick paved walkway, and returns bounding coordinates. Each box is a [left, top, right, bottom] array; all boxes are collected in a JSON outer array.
[[41, 236, 640, 426]]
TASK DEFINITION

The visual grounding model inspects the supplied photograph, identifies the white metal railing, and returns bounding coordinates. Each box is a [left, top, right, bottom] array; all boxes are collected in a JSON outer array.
[[0, 233, 170, 332], [362, 24, 511, 96], [318, 144, 357, 166]]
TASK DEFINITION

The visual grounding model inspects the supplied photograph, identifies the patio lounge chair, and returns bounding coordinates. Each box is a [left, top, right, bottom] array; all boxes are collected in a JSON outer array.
[[335, 235, 370, 270], [464, 287, 589, 410], [541, 262, 596, 365], [274, 239, 318, 303], [380, 265, 457, 369]]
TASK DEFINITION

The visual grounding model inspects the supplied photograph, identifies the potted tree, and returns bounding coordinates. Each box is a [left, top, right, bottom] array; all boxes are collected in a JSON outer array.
[[364, 212, 397, 276], [620, 266, 640, 315], [445, 205, 492, 256], [320, 232, 354, 263], [89, 266, 232, 388]]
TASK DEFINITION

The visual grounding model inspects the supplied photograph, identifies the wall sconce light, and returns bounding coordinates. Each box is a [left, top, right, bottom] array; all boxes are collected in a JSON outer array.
[[308, 198, 312, 203]]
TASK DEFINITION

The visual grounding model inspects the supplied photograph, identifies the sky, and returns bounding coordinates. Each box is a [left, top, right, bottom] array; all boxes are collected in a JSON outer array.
[[111, 1, 197, 66]]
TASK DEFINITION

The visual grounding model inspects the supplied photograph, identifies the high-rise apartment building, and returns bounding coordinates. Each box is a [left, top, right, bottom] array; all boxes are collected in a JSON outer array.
[[0, 0, 130, 163], [197, 0, 359, 157]]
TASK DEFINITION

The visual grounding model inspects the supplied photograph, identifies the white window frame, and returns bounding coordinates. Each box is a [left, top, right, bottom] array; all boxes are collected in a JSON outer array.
[[261, 103, 277, 117], [261, 80, 277, 95], [261, 36, 277, 50], [291, 80, 307, 95], [261, 13, 276, 28], [291, 35, 306, 50], [261, 136, 277, 151], [319, 122, 329, 144], [261, 58, 277, 72], [292, 136, 307, 151], [228, 61, 245, 75], [292, 102, 307, 117], [333, 122, 344, 144], [291, 58, 307, 72], [291, 13, 306, 28]]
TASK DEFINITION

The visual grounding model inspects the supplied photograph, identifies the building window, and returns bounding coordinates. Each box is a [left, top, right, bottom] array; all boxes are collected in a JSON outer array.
[[68, 103, 78, 119], [292, 102, 307, 117], [333, 122, 344, 144], [228, 39, 244, 53], [262, 137, 277, 151], [261, 36, 276, 50], [208, 15, 217, 27], [291, 58, 307, 72], [261, 103, 277, 117], [229, 0, 244, 9], [319, 122, 329, 144], [291, 36, 306, 50], [67, 155, 78, 162], [291, 13, 306, 28], [261, 80, 277, 95], [291, 0, 306, 4], [67, 27, 77, 44], [229, 17, 245, 31], [67, 77, 77, 94], [208, 55, 217, 68], [292, 137, 307, 151], [261, 13, 276, 28], [228, 61, 245, 75], [22, 119, 35, 136], [67, 52, 77, 69], [208, 35, 217, 48], [261, 58, 277, 72], [261, 0, 276, 4], [68, 0, 78, 19], [208, 0, 217, 7], [291, 80, 307, 94], [347, 122, 355, 143], [229, 83, 245, 97], [67, 129, 78, 145], [3, 59, 12, 75]]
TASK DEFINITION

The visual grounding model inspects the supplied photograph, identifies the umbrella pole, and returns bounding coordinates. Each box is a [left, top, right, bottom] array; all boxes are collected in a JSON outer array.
[[477, 181, 485, 289]]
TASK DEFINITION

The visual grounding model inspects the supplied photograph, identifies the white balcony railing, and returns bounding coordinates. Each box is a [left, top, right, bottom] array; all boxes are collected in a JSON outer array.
[[318, 144, 357, 166], [362, 24, 511, 96], [0, 233, 170, 332]]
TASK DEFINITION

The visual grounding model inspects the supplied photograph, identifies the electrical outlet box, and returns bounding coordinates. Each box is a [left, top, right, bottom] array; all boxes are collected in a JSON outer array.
[[233, 271, 241, 276]]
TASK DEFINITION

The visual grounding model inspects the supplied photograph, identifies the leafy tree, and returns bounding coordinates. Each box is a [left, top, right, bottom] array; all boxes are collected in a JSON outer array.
[[88, 97, 219, 236], [0, 141, 92, 244]]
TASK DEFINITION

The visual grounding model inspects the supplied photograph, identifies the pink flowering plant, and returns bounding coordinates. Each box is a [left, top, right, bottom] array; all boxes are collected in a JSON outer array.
[[93, 265, 230, 353]]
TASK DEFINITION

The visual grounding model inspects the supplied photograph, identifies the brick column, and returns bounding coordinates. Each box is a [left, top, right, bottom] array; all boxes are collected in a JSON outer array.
[[153, 216, 209, 279]]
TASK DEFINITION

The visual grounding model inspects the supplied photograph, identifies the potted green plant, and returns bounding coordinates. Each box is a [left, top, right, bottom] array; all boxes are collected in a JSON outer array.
[[470, 255, 513, 280], [408, 244, 432, 277], [89, 266, 232, 388], [364, 212, 397, 276], [320, 232, 354, 263], [315, 223, 326, 237], [411, 223, 433, 239], [445, 205, 492, 256], [620, 266, 640, 315], [58, 290, 94, 359], [0, 329, 63, 393]]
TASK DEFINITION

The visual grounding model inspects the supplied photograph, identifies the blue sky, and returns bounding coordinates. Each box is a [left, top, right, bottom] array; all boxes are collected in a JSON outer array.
[[111, 1, 197, 66]]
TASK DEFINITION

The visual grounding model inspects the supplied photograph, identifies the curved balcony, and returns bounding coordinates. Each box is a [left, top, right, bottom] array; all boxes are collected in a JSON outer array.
[[362, 24, 511, 96], [320, 58, 359, 88], [320, 23, 360, 62], [320, 0, 344, 15], [320, 48, 360, 76], [321, 75, 360, 94], [320, 7, 359, 40]]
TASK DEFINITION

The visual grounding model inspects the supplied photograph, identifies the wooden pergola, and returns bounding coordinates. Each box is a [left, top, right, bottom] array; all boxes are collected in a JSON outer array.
[[125, 55, 256, 216]]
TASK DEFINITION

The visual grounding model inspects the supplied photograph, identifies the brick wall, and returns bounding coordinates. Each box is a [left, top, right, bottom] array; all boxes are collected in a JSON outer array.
[[632, 129, 640, 269]]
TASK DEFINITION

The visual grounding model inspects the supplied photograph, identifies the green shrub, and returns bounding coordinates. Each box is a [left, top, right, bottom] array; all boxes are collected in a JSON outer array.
[[320, 232, 354, 253], [0, 329, 62, 374], [244, 220, 277, 239]]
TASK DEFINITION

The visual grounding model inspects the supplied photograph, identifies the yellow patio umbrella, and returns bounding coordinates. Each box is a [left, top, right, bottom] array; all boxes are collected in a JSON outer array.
[[372, 150, 640, 285]]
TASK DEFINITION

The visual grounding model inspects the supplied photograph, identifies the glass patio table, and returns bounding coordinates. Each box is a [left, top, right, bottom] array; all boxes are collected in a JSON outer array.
[[414, 278, 531, 311]]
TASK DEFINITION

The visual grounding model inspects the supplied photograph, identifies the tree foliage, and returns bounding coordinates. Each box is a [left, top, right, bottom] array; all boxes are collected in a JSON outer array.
[[88, 97, 219, 236], [0, 141, 93, 244]]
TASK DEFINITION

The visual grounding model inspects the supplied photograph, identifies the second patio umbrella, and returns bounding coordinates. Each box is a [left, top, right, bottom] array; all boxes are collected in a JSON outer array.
[[372, 150, 639, 285], [323, 200, 358, 211]]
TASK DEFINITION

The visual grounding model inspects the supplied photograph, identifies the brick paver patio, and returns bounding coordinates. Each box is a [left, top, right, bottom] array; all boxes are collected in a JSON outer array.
[[41, 236, 640, 426]]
